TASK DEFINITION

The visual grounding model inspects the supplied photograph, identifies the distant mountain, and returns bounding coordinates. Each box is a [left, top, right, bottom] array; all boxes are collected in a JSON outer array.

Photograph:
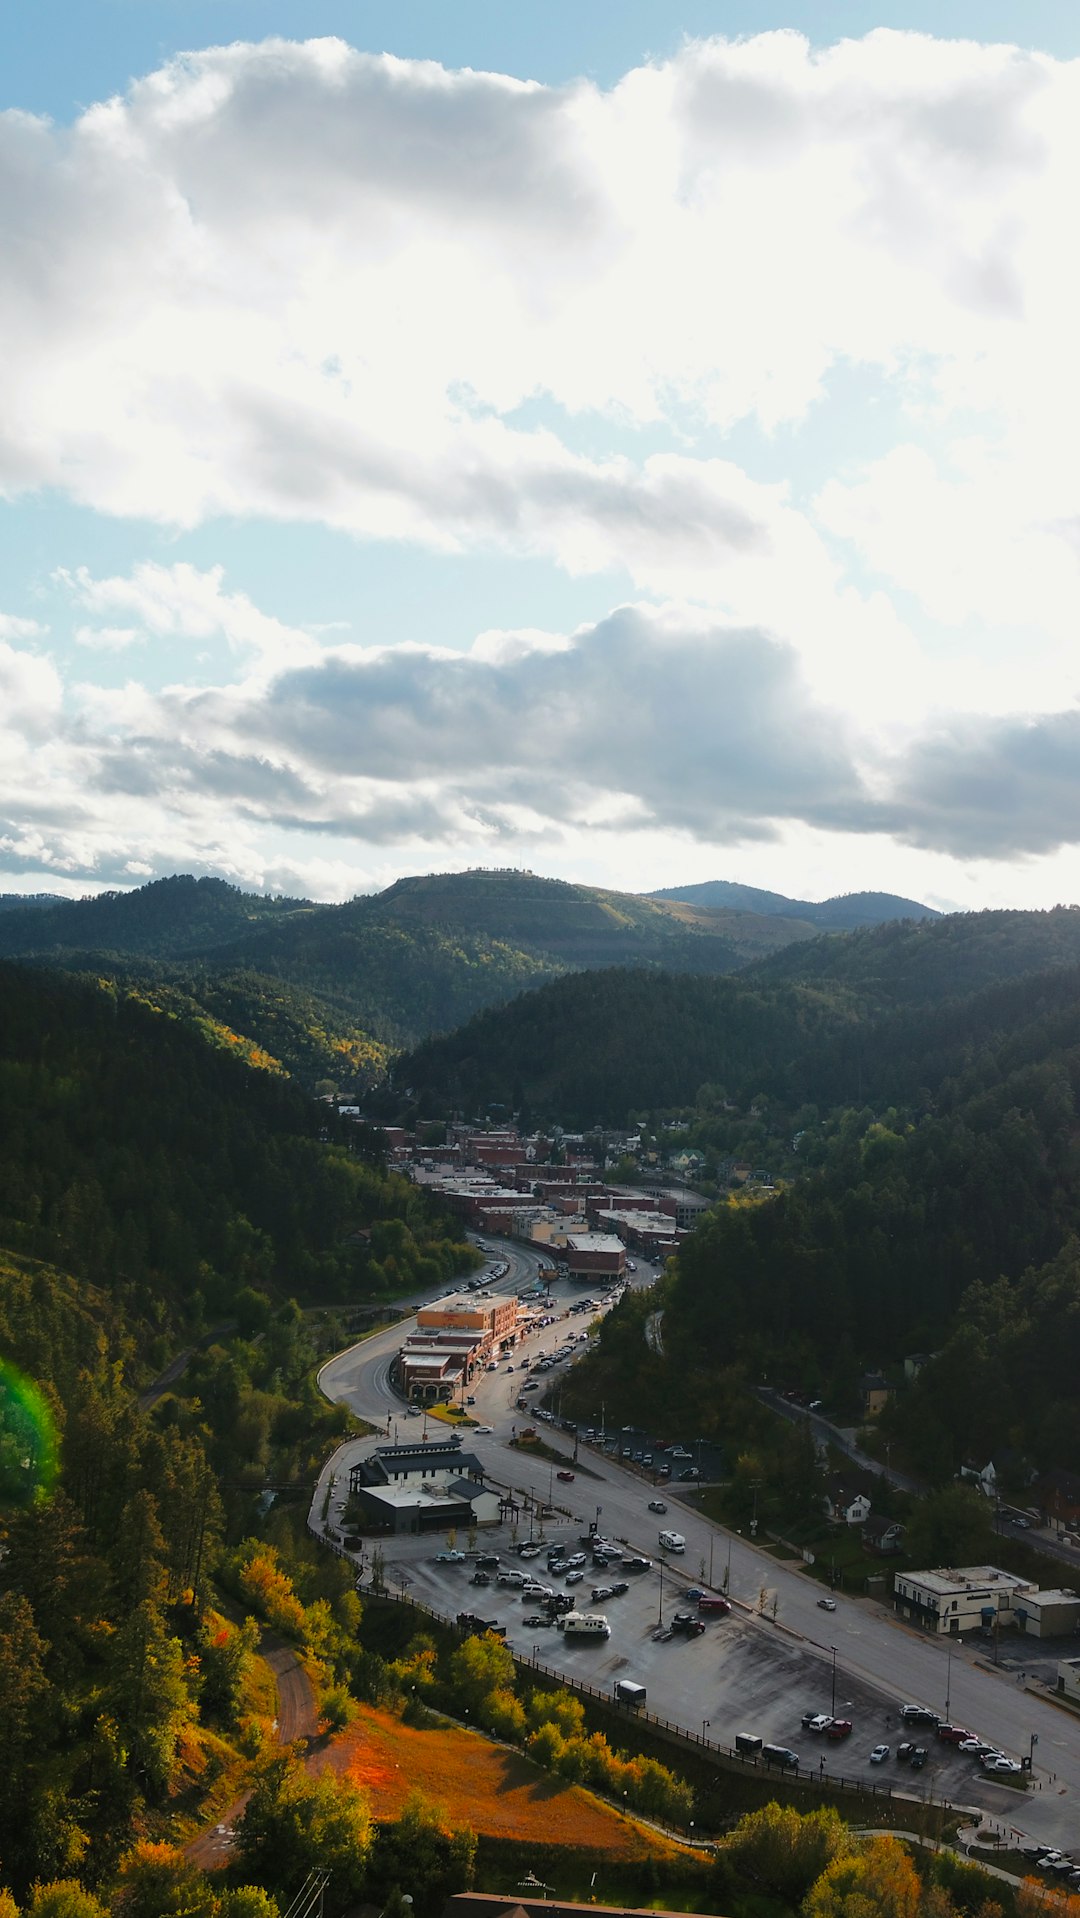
[[648, 878, 940, 929]]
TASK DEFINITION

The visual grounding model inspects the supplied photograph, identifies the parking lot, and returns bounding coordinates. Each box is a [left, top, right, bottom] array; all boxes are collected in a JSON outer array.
[[378, 1529, 992, 1804]]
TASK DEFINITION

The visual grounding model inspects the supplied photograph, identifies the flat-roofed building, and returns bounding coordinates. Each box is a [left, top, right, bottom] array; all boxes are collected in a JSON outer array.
[[643, 1184, 713, 1231], [417, 1294, 518, 1345], [1014, 1588, 1080, 1638], [564, 1232, 626, 1282], [894, 1564, 1035, 1634]]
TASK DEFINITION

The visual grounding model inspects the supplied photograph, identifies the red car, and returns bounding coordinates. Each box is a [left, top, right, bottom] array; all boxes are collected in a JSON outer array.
[[826, 1719, 853, 1740], [556, 1470, 575, 1482], [698, 1594, 732, 1614], [936, 1724, 972, 1745]]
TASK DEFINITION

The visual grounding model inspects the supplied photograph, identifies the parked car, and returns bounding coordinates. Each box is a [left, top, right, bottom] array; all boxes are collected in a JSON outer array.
[[470, 1571, 491, 1586], [434, 1550, 467, 1563], [817, 1596, 837, 1611], [475, 1423, 495, 1434], [936, 1724, 972, 1745], [565, 1570, 584, 1585], [896, 1743, 915, 1763], [806, 1714, 833, 1733], [910, 1748, 928, 1770], [698, 1594, 732, 1613], [899, 1705, 939, 1726], [826, 1719, 853, 1740], [870, 1744, 890, 1764], [609, 1581, 630, 1597], [624, 1556, 652, 1571], [678, 1468, 701, 1480], [684, 1589, 705, 1602]]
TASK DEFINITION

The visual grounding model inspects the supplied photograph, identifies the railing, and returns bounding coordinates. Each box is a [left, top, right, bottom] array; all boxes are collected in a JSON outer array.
[[320, 1560, 962, 1820]]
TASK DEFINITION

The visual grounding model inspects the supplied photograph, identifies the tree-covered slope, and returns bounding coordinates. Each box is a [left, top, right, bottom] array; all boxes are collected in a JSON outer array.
[[0, 962, 468, 1320], [400, 966, 855, 1125], [400, 907, 1080, 1124], [748, 904, 1080, 1005]]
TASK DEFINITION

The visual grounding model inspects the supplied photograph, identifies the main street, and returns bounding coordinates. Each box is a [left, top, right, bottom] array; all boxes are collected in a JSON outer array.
[[317, 1247, 1080, 1854]]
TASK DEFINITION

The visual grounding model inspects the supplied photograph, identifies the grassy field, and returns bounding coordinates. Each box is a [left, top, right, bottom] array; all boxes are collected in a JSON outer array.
[[327, 1704, 689, 1860]]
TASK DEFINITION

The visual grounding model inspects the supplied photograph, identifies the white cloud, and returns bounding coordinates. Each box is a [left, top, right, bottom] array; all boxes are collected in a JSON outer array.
[[6, 32, 1080, 903], [1, 29, 1077, 607], [57, 559, 320, 674], [0, 612, 47, 639]]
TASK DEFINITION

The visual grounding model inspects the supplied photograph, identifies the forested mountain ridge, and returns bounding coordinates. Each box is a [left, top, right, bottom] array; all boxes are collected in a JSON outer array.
[[0, 872, 311, 958], [0, 868, 819, 1074]]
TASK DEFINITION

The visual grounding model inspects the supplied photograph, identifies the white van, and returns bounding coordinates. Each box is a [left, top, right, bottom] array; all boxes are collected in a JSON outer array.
[[658, 1529, 685, 1553]]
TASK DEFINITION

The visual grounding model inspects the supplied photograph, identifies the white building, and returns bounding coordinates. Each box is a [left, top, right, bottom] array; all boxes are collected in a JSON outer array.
[[893, 1564, 1035, 1635]]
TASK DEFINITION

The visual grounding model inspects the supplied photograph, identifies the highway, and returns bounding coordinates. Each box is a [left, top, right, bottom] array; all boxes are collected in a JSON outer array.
[[317, 1245, 1080, 1855]]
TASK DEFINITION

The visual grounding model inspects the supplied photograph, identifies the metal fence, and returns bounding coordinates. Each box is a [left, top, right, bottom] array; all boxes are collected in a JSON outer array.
[[311, 1549, 964, 1821]]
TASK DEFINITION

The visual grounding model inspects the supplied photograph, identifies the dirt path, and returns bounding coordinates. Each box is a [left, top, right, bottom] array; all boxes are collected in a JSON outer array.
[[184, 1629, 318, 1869]]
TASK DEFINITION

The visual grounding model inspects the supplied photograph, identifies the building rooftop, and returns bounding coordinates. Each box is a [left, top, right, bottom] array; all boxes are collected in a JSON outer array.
[[902, 1564, 1033, 1596]]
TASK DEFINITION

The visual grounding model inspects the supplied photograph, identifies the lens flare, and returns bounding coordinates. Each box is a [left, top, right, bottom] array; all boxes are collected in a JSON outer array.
[[0, 1358, 59, 1507]]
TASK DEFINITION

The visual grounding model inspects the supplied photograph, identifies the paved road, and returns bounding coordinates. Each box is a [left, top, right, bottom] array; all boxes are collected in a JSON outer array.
[[317, 1244, 1080, 1854]]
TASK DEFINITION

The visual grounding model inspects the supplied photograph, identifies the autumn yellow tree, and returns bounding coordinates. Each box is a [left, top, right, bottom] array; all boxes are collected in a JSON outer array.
[[803, 1834, 923, 1918]]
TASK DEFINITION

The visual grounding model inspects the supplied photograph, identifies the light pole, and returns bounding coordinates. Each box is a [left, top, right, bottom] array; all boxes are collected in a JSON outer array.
[[945, 1634, 962, 1722], [830, 1646, 837, 1716], [702, 1719, 710, 1745], [708, 1533, 715, 1585], [657, 1553, 667, 1626]]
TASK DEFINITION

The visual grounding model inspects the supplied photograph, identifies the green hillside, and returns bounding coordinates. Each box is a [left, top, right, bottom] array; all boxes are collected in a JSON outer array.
[[399, 906, 1080, 1124]]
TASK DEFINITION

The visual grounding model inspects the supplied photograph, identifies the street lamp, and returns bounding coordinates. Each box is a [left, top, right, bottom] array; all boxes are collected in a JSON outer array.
[[945, 1634, 963, 1722], [702, 1719, 710, 1744], [657, 1553, 667, 1626], [830, 1646, 837, 1717]]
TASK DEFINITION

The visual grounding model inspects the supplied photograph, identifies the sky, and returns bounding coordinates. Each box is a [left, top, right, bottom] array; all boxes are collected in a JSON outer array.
[[4, 3, 1080, 910]]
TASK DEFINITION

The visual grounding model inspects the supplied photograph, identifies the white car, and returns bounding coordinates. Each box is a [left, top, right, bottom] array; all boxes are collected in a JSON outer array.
[[870, 1744, 890, 1764], [807, 1715, 833, 1733], [475, 1424, 494, 1434], [434, 1550, 466, 1563]]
